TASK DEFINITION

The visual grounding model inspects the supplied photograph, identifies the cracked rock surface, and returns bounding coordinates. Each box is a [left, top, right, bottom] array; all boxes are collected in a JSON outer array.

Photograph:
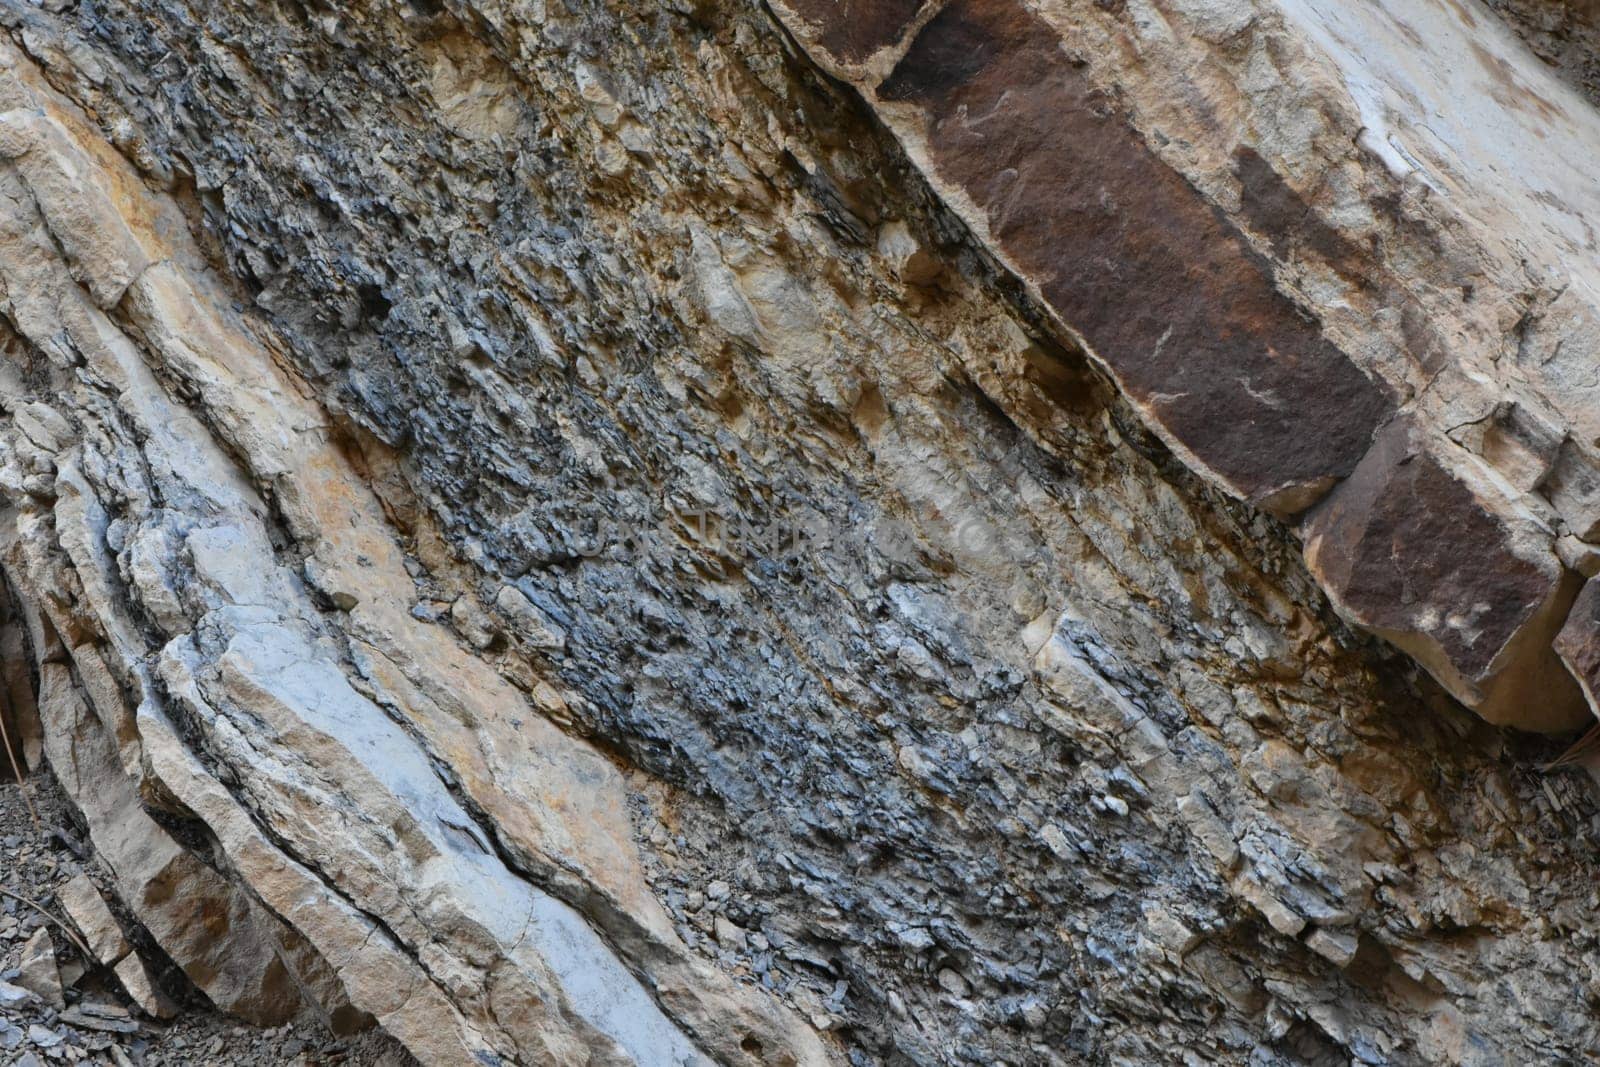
[[0, 0, 1597, 1065]]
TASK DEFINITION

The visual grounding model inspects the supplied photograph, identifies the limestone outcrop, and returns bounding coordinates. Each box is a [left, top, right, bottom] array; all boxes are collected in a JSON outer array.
[[0, 0, 1598, 1064]]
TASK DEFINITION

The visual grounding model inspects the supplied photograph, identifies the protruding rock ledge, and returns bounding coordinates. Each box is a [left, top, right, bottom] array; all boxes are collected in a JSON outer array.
[[795, 0, 1396, 518], [1303, 419, 1587, 732], [771, 0, 1600, 733]]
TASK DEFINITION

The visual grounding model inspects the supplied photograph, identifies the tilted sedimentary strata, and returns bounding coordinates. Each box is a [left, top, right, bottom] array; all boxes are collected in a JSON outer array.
[[0, 39, 826, 1066], [772, 0, 1600, 735], [0, 0, 1599, 1064]]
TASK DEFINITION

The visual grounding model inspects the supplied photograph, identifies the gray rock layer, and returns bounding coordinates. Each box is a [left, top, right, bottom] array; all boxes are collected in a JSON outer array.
[[0, 1, 1596, 1066]]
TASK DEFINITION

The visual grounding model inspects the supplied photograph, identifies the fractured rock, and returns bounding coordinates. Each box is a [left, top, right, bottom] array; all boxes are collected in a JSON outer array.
[[0, 71, 824, 1060], [768, 0, 1600, 736], [15, 929, 61, 1009], [35, 661, 301, 1026], [0, 0, 1599, 1063], [112, 954, 177, 1021], [56, 873, 128, 967], [1303, 419, 1589, 732]]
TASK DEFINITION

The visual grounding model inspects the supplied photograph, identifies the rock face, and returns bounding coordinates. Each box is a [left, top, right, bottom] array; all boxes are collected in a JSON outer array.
[[770, 0, 1600, 733], [0, 0, 1597, 1065]]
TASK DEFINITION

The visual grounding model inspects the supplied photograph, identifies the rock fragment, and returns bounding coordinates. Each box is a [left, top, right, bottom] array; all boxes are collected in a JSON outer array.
[[15, 929, 61, 1009], [1305, 928, 1360, 969], [1303, 419, 1588, 732], [0, 979, 35, 1010], [113, 954, 178, 1020], [59, 1004, 139, 1035], [495, 584, 568, 651], [25, 1024, 59, 1049], [1554, 578, 1600, 733], [56, 874, 128, 967], [713, 915, 747, 951]]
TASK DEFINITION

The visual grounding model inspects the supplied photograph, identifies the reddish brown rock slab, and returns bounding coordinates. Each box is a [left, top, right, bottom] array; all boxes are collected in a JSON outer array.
[[777, 0, 1393, 516], [1303, 419, 1588, 733], [1554, 578, 1600, 720], [775, 0, 930, 69]]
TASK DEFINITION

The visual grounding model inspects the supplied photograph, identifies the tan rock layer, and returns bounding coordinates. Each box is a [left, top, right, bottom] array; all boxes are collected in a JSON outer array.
[[0, 34, 829, 1067]]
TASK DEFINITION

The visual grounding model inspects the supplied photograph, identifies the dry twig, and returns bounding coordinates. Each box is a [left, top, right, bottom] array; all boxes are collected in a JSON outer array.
[[0, 885, 94, 960], [0, 703, 39, 830]]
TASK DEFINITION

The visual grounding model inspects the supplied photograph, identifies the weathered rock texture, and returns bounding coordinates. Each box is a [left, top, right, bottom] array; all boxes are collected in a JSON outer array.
[[1484, 0, 1600, 105], [0, 0, 1598, 1065], [771, 0, 1600, 734]]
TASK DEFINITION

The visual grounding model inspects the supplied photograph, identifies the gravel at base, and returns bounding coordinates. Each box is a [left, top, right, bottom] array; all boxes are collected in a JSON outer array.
[[1, 774, 413, 1067]]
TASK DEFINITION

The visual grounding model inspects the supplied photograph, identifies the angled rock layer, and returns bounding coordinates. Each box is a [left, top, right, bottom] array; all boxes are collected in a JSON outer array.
[[0, 38, 823, 1067], [770, 0, 1600, 732], [1, 0, 1600, 1064]]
